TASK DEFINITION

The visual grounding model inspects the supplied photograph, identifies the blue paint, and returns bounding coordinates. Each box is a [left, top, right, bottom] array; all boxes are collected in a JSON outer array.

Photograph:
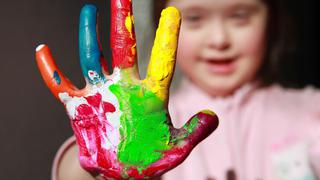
[[79, 4, 105, 84], [53, 71, 61, 85]]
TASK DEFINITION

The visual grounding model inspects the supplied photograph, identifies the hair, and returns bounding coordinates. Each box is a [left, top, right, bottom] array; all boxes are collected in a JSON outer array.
[[153, 0, 297, 87]]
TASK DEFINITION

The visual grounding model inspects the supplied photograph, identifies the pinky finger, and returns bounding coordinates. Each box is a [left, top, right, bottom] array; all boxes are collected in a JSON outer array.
[[35, 44, 80, 100]]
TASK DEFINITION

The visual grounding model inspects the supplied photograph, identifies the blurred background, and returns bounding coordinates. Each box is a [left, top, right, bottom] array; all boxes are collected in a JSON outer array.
[[0, 0, 318, 179]]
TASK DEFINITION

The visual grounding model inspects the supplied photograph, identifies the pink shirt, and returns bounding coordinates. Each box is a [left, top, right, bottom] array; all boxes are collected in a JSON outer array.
[[52, 79, 320, 179], [164, 79, 320, 180]]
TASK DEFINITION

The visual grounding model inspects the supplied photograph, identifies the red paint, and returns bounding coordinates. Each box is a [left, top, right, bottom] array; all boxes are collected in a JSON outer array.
[[71, 94, 218, 179], [110, 0, 136, 69], [71, 92, 123, 179], [141, 112, 219, 178], [103, 102, 116, 113], [84, 93, 102, 109], [37, 0, 220, 178], [75, 104, 94, 125]]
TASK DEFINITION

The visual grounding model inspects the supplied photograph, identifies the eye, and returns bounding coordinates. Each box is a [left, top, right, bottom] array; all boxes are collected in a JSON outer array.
[[229, 9, 251, 24], [184, 14, 202, 22], [231, 10, 250, 19], [183, 13, 204, 29]]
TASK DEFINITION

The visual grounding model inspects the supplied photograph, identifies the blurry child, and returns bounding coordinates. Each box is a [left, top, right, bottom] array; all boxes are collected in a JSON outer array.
[[153, 0, 320, 179], [53, 0, 320, 179]]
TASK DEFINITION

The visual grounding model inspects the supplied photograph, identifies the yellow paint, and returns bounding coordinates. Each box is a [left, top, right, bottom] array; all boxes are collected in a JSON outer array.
[[201, 110, 216, 116], [120, 65, 140, 83], [124, 12, 136, 66], [128, 44, 137, 64], [125, 13, 134, 39], [131, 45, 136, 54], [145, 7, 181, 100]]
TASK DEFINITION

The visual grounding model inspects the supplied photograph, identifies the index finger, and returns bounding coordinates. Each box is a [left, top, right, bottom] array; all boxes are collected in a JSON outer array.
[[110, 0, 137, 70]]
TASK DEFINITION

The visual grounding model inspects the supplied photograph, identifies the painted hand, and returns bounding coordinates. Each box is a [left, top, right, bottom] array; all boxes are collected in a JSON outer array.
[[36, 1, 219, 179]]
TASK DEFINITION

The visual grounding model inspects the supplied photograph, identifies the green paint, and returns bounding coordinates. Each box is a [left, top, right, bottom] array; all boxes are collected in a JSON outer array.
[[109, 81, 172, 168], [169, 116, 200, 145], [184, 116, 200, 134]]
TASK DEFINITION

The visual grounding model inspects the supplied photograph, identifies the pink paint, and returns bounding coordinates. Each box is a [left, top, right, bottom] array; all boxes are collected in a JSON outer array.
[[73, 105, 218, 179], [70, 92, 123, 178]]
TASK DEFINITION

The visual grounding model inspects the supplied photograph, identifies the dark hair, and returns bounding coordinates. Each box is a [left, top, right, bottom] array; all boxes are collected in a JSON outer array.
[[153, 0, 297, 87]]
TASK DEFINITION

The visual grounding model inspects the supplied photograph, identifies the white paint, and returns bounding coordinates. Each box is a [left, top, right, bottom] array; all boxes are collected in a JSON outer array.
[[82, 130, 98, 162], [58, 68, 123, 151], [101, 68, 122, 130], [59, 92, 88, 119], [36, 44, 45, 52], [110, 67, 121, 82], [88, 70, 101, 82]]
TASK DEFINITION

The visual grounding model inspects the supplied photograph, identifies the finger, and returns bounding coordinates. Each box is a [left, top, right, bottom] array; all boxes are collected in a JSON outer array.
[[79, 4, 106, 85], [174, 110, 219, 146], [35, 44, 79, 100], [145, 7, 181, 100], [144, 110, 218, 177], [110, 0, 137, 70]]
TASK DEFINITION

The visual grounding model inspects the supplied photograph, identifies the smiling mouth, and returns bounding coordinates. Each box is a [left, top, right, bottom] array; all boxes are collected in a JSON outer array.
[[204, 58, 236, 74]]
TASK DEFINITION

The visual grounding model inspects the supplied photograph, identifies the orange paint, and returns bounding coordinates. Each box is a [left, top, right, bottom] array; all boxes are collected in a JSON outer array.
[[36, 44, 85, 99]]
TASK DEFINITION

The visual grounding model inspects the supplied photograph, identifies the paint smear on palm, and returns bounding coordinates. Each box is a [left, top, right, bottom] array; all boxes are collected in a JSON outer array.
[[56, 6, 181, 171], [110, 73, 172, 168], [58, 67, 172, 169]]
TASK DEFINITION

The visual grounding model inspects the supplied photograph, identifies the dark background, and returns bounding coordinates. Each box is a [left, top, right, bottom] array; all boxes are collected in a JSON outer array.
[[0, 0, 110, 179], [0, 0, 318, 179]]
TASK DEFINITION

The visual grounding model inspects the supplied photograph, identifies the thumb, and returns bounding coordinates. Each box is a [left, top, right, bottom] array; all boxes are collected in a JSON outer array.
[[173, 110, 219, 148], [143, 111, 218, 177]]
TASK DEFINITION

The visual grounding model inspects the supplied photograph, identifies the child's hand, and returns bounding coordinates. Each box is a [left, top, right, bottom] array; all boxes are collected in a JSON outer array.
[[36, 1, 218, 179]]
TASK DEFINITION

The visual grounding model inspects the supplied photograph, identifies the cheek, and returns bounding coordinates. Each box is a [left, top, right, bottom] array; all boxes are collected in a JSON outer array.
[[231, 22, 267, 81], [176, 29, 199, 63], [176, 30, 201, 78], [233, 23, 267, 61]]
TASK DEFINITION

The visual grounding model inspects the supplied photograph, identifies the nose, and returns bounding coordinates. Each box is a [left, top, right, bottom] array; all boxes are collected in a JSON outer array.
[[205, 20, 230, 50]]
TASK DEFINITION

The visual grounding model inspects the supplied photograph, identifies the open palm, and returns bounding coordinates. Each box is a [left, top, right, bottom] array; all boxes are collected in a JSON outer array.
[[36, 1, 219, 179]]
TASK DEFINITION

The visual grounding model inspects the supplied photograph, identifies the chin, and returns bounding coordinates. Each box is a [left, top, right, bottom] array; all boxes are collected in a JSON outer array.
[[208, 87, 236, 97], [199, 78, 244, 97]]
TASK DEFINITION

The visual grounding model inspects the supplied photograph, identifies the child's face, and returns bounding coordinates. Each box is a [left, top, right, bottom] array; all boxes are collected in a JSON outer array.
[[168, 0, 268, 96]]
